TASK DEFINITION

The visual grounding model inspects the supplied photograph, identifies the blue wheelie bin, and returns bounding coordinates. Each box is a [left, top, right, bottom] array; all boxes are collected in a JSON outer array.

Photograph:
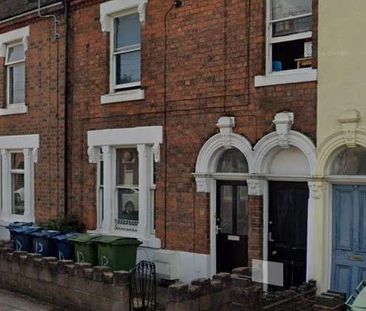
[[53, 233, 80, 260], [12, 226, 41, 252], [30, 230, 61, 257], [7, 222, 33, 239]]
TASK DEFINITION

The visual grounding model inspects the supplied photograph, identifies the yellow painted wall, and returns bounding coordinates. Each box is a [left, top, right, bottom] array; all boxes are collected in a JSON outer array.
[[313, 0, 366, 292], [318, 0, 366, 144]]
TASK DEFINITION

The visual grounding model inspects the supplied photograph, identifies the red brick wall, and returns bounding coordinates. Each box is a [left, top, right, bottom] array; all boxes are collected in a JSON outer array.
[[69, 0, 316, 253], [248, 195, 263, 264], [0, 0, 318, 255], [0, 9, 66, 223]]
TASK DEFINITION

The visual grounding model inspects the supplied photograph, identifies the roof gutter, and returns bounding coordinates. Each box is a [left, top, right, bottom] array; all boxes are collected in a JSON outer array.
[[0, 2, 62, 25]]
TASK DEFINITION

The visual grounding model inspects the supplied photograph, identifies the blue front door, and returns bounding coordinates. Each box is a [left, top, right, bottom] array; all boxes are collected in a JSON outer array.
[[331, 185, 366, 296]]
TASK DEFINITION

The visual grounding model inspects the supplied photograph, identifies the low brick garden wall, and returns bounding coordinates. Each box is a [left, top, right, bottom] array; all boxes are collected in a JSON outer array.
[[0, 242, 130, 311], [166, 268, 346, 311], [0, 240, 347, 311]]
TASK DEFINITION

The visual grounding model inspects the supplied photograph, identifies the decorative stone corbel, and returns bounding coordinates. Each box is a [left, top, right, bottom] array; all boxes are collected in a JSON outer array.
[[32, 148, 38, 163], [137, 1, 147, 23], [100, 0, 148, 32], [337, 109, 360, 148], [193, 174, 210, 193], [152, 143, 160, 163], [87, 146, 99, 164], [216, 116, 235, 149], [247, 178, 264, 196], [22, 36, 29, 54], [273, 112, 294, 149], [308, 181, 326, 199], [137, 144, 148, 158]]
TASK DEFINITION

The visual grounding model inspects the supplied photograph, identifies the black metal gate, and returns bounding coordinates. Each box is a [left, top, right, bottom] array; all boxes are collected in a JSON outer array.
[[130, 261, 157, 310]]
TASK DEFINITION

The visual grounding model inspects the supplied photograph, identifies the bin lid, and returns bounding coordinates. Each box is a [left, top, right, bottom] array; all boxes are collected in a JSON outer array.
[[353, 288, 366, 308], [92, 235, 142, 246], [7, 222, 33, 229], [68, 233, 101, 244], [12, 226, 41, 234], [30, 230, 61, 238], [52, 232, 80, 241]]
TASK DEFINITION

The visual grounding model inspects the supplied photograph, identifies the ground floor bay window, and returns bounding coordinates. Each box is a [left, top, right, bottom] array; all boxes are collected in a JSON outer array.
[[0, 135, 39, 239], [88, 126, 162, 248]]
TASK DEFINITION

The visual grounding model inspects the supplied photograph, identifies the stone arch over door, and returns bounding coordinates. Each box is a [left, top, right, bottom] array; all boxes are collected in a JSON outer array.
[[253, 120, 316, 177], [317, 132, 366, 176], [194, 117, 254, 192]]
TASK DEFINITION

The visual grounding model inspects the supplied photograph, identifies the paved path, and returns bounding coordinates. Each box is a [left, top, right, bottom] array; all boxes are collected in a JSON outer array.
[[0, 289, 59, 311]]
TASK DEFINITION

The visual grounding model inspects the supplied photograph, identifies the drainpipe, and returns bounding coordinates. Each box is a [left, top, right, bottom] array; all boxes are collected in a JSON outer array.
[[63, 0, 69, 215], [37, 0, 60, 40]]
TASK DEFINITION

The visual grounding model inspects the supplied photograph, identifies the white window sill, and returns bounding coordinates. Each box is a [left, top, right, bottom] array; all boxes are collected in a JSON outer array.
[[0, 215, 33, 226], [0, 104, 28, 116], [101, 88, 144, 104], [254, 69, 317, 87]]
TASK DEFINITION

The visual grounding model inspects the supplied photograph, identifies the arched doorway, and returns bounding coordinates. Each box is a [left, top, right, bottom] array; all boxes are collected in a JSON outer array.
[[253, 112, 316, 288], [215, 148, 249, 272], [194, 117, 254, 275], [315, 113, 366, 294], [327, 146, 366, 296]]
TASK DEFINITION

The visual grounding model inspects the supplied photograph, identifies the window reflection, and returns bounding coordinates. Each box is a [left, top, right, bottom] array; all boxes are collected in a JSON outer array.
[[217, 149, 248, 173], [330, 147, 366, 175]]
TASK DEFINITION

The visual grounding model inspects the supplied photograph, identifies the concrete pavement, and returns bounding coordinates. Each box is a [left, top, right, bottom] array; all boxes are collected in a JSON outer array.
[[0, 288, 59, 311]]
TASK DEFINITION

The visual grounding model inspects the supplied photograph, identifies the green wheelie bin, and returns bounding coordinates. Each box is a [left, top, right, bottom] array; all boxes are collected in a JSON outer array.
[[93, 235, 142, 271], [69, 234, 101, 266]]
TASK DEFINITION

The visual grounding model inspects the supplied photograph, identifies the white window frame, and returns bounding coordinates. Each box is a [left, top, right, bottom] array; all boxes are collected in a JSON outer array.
[[9, 151, 25, 216], [99, 0, 147, 104], [0, 26, 29, 115], [0, 134, 38, 224], [112, 145, 140, 231], [111, 9, 141, 91], [5, 41, 26, 107], [255, 0, 317, 87], [88, 126, 162, 248], [96, 149, 104, 229]]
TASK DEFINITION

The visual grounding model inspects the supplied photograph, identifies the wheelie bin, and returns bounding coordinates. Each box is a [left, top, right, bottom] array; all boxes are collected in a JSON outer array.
[[30, 230, 61, 256], [69, 234, 101, 265], [93, 235, 142, 271]]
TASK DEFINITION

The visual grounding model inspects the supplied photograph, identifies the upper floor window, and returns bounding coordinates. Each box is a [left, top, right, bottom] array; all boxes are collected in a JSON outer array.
[[5, 43, 25, 106], [99, 0, 146, 103], [113, 13, 141, 90], [268, 0, 312, 72]]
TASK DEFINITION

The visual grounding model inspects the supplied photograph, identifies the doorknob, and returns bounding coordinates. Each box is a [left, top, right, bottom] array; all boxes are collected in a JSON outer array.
[[216, 226, 222, 233], [268, 232, 275, 242]]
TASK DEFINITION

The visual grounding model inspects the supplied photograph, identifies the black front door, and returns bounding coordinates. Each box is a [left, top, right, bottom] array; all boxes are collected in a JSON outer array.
[[268, 181, 308, 288], [216, 181, 248, 273]]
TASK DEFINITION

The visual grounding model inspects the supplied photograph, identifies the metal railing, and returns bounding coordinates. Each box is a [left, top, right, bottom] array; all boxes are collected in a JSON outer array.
[[130, 261, 157, 310]]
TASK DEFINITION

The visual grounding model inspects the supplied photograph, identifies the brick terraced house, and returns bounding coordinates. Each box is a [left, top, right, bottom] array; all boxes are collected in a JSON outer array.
[[0, 0, 327, 291]]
